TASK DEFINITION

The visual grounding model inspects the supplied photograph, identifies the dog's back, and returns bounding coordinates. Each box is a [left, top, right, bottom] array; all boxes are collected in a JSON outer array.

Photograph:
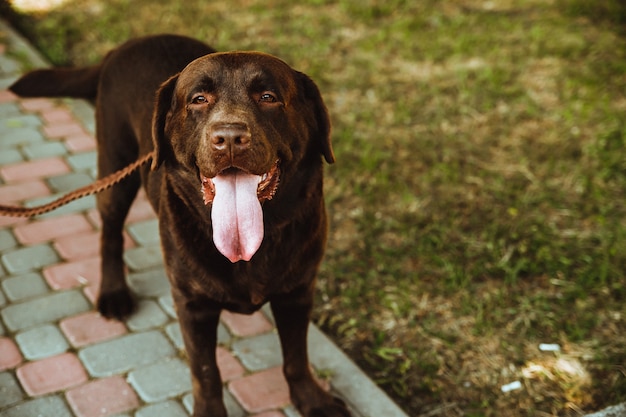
[[10, 34, 215, 102]]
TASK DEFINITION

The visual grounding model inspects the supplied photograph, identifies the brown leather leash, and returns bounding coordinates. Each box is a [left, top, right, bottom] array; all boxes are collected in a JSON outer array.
[[0, 151, 155, 218]]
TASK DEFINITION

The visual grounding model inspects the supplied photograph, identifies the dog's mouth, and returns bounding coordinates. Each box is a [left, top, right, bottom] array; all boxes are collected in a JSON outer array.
[[200, 160, 280, 263], [201, 160, 280, 205]]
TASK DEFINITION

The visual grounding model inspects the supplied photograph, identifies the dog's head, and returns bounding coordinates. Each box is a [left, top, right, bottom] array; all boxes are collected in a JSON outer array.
[[151, 52, 334, 262]]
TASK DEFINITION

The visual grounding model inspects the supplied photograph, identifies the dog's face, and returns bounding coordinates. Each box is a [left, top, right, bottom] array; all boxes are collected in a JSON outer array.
[[152, 52, 334, 262]]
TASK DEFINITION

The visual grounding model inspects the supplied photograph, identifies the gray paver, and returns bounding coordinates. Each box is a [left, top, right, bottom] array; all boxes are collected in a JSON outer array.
[[204, 391, 245, 417], [128, 268, 171, 297], [218, 323, 231, 345], [0, 114, 41, 133], [183, 390, 246, 417], [135, 400, 189, 417], [1, 272, 48, 301], [0, 53, 20, 74], [284, 405, 301, 417], [0, 127, 44, 149], [165, 322, 231, 350], [47, 172, 94, 193], [0, 230, 16, 253], [65, 151, 97, 171], [585, 403, 626, 417], [0, 230, 16, 258], [0, 371, 24, 409], [124, 245, 164, 271], [0, 148, 22, 165], [232, 332, 283, 372], [158, 294, 177, 318], [126, 299, 169, 332], [307, 324, 405, 417], [64, 99, 95, 135], [1, 289, 90, 332], [164, 322, 184, 349], [0, 77, 17, 91], [23, 141, 67, 160], [128, 358, 191, 402], [0, 394, 73, 417], [1, 244, 59, 275], [79, 330, 175, 377], [15, 323, 69, 360], [127, 218, 160, 246], [0, 102, 22, 118]]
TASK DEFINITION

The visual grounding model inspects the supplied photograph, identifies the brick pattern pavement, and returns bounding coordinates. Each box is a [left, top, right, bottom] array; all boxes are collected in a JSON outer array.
[[0, 19, 408, 417]]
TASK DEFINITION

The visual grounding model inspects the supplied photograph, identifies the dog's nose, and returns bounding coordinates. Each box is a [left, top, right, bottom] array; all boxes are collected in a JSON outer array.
[[210, 123, 251, 152]]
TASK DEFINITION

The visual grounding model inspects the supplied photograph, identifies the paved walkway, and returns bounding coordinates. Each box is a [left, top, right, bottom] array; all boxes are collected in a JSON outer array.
[[0, 20, 408, 417]]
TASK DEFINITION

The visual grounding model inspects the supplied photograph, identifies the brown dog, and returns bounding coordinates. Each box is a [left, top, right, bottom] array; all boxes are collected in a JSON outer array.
[[10, 34, 349, 417]]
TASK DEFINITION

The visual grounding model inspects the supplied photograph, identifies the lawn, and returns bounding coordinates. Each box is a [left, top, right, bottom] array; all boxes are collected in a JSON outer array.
[[3, 0, 626, 415]]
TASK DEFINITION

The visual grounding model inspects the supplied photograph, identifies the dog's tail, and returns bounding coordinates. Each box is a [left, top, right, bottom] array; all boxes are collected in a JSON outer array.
[[9, 65, 101, 100]]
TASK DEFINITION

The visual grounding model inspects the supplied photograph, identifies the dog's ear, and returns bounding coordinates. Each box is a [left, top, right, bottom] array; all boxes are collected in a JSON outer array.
[[151, 74, 179, 170], [298, 72, 334, 164]]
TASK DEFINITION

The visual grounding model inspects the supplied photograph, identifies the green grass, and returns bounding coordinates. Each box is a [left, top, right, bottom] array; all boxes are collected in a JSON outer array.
[[4, 0, 626, 415]]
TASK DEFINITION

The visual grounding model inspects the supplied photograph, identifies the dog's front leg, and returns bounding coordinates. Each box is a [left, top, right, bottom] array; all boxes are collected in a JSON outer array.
[[173, 292, 226, 417], [96, 183, 139, 320], [271, 287, 352, 417]]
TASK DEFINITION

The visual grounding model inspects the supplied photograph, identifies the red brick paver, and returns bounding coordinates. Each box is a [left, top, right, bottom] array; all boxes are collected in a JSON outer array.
[[86, 197, 155, 230], [66, 376, 140, 417], [53, 230, 101, 260], [0, 180, 50, 203], [53, 230, 134, 261], [43, 257, 101, 290], [40, 107, 75, 124], [229, 366, 291, 413], [0, 217, 27, 228], [13, 213, 93, 245], [60, 312, 128, 348], [65, 133, 97, 152], [42, 122, 87, 139], [0, 89, 17, 103], [1, 157, 70, 182], [17, 352, 88, 396], [19, 97, 56, 112], [217, 346, 246, 382], [0, 337, 23, 371]]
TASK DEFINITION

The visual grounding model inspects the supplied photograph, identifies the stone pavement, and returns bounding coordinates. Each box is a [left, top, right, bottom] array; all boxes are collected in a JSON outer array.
[[0, 19, 408, 417]]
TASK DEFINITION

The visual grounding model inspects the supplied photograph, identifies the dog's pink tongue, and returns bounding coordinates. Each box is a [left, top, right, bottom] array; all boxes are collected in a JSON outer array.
[[211, 172, 263, 262]]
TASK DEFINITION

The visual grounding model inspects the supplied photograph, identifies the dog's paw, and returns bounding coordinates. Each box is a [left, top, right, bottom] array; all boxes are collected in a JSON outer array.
[[309, 397, 352, 417], [97, 288, 136, 320], [295, 395, 352, 417]]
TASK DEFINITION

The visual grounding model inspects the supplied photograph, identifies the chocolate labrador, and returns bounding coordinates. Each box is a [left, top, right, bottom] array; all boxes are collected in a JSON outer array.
[[10, 34, 350, 417]]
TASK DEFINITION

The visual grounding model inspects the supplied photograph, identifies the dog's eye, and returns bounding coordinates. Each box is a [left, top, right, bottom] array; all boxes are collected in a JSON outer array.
[[191, 94, 208, 105], [259, 92, 277, 103], [190, 93, 217, 106]]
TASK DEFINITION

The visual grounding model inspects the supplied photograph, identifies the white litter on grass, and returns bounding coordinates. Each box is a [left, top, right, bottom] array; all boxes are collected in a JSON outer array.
[[501, 380, 522, 393], [539, 343, 561, 352]]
